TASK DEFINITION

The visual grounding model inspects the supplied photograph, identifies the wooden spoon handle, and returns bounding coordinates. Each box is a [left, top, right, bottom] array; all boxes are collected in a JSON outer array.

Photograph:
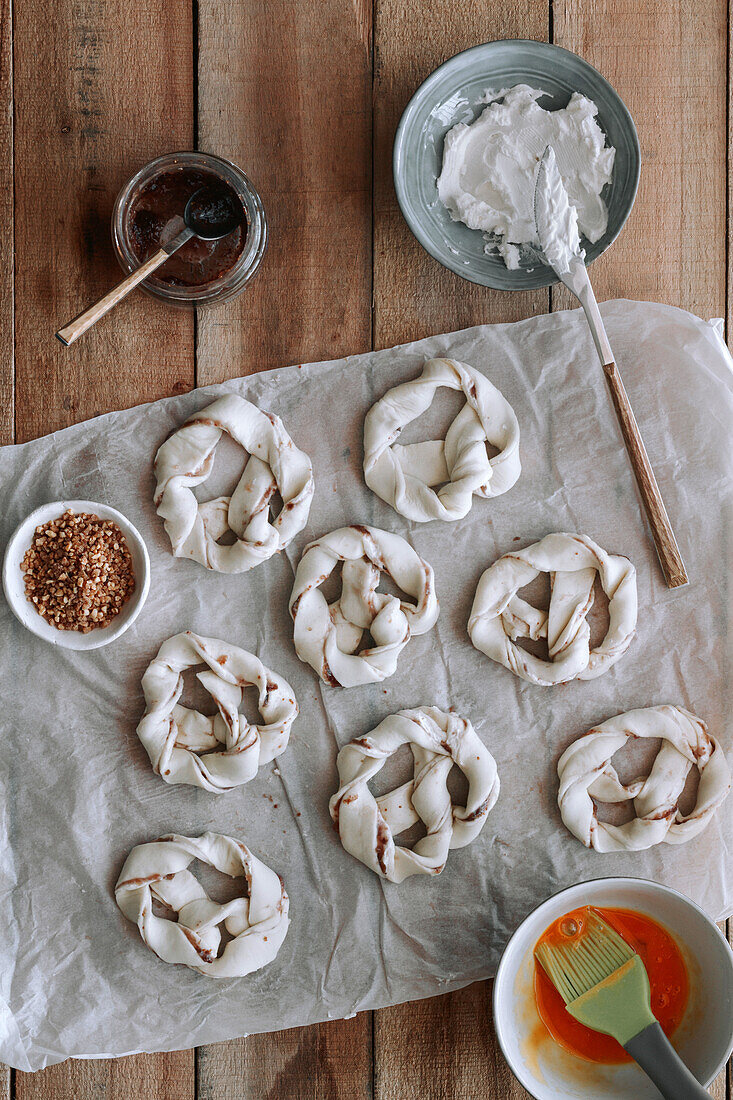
[[56, 248, 171, 346], [603, 361, 688, 588]]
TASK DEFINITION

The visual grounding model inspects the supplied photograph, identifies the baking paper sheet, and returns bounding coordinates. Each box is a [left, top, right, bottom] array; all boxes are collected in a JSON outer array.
[[0, 300, 730, 1071]]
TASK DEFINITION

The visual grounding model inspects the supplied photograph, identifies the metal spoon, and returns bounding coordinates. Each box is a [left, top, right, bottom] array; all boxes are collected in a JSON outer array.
[[533, 146, 688, 588], [56, 185, 243, 347]]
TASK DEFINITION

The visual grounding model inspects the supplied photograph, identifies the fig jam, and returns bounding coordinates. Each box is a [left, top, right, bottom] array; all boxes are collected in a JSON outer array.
[[128, 168, 247, 287]]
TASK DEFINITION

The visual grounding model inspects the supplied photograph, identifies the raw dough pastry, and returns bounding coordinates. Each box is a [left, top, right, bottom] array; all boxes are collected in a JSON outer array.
[[289, 525, 439, 687], [115, 832, 290, 978], [329, 706, 499, 882], [363, 357, 521, 522], [137, 631, 298, 793], [154, 394, 314, 573], [557, 706, 731, 852], [468, 532, 637, 685]]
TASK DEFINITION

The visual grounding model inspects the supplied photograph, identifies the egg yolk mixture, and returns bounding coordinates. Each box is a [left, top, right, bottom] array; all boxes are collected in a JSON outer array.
[[534, 906, 689, 1064]]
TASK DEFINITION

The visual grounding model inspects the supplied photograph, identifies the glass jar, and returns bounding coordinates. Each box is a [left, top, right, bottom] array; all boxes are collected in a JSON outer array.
[[111, 151, 267, 307]]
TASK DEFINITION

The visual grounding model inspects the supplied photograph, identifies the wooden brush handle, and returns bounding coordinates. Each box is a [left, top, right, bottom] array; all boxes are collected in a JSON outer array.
[[56, 248, 170, 346], [603, 361, 688, 589]]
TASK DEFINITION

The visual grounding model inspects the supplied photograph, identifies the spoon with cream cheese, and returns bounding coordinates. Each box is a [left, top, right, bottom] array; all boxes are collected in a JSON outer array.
[[534, 146, 688, 589], [533, 146, 583, 281]]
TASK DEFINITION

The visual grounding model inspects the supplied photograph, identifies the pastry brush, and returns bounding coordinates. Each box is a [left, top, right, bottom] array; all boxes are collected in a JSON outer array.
[[533, 145, 687, 589], [534, 908, 708, 1098]]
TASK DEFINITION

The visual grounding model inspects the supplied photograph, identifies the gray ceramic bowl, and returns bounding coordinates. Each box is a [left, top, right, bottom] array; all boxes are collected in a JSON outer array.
[[393, 40, 640, 290]]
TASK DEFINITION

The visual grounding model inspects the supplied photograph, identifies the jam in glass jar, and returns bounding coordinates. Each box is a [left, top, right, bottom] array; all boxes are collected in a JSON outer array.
[[112, 151, 267, 307]]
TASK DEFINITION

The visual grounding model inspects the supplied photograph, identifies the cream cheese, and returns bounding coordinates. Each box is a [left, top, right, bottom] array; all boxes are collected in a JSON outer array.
[[437, 85, 615, 269]]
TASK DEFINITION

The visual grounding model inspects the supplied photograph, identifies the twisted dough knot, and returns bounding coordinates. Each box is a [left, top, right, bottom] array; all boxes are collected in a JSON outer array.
[[154, 394, 314, 573], [557, 706, 731, 852], [289, 525, 439, 687], [363, 358, 521, 522], [329, 707, 499, 883], [115, 832, 290, 978], [137, 632, 298, 793], [468, 533, 637, 686]]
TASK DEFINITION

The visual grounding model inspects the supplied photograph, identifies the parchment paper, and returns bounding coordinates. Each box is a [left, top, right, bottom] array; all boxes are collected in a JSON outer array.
[[0, 300, 730, 1071]]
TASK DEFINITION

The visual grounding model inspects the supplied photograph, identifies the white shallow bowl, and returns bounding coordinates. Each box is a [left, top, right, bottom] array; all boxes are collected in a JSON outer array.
[[493, 877, 733, 1099], [2, 500, 150, 651]]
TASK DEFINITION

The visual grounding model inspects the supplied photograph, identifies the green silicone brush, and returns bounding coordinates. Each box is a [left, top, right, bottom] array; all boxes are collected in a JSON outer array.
[[535, 908, 708, 1099]]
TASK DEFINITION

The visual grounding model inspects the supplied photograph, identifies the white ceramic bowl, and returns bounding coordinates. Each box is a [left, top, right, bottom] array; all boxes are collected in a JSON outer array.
[[2, 500, 150, 650], [493, 877, 733, 1099]]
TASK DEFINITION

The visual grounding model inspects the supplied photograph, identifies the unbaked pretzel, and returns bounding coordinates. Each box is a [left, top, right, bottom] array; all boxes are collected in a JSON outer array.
[[115, 832, 290, 978], [137, 632, 298, 793], [289, 525, 439, 687], [557, 706, 731, 852], [154, 394, 314, 573], [363, 358, 521, 522], [329, 707, 499, 883], [468, 533, 637, 686]]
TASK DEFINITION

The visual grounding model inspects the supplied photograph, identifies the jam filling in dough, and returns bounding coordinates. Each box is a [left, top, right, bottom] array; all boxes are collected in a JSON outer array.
[[363, 357, 521, 523], [330, 706, 500, 883], [468, 532, 637, 686], [558, 705, 731, 852], [289, 525, 439, 687], [154, 393, 314, 573], [115, 832, 290, 978], [137, 631, 298, 793]]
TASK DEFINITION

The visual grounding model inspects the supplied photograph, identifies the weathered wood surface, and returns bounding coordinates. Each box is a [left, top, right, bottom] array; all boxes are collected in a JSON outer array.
[[195, 0, 373, 383], [193, 0, 374, 1094], [0, 2, 11, 1096], [371, 4, 545, 1098], [0, 0, 13, 451], [553, 0, 727, 319], [11, 0, 196, 1097], [6, 0, 732, 1096], [14, 1056, 196, 1100], [372, 0, 549, 346], [13, 0, 195, 444]]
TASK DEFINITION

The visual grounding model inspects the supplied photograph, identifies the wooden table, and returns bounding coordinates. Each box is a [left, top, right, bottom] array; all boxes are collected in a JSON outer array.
[[2, 0, 731, 1096]]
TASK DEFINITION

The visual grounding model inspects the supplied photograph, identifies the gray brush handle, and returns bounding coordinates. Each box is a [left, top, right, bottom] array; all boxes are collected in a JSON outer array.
[[624, 1022, 710, 1099]]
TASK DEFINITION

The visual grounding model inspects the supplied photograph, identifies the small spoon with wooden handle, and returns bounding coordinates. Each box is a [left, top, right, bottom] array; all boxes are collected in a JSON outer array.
[[56, 184, 243, 347], [534, 146, 687, 588]]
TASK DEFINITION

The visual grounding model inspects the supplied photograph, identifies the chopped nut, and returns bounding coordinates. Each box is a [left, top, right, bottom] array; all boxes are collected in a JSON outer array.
[[20, 509, 135, 633]]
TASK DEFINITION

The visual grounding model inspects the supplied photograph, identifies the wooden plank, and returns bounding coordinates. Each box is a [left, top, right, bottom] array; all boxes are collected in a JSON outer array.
[[11, 0, 195, 1094], [557, 2, 729, 1094], [13, 0, 195, 444], [0, 0, 13, 449], [372, 2, 546, 1097], [15, 1053, 195, 1100], [194, 0, 374, 1092], [553, 0, 727, 321], [195, 0, 373, 384], [373, 0, 549, 348], [0, 2, 13, 1092], [375, 984, 531, 1100], [197, 1016, 373, 1100], [556, 2, 730, 1093]]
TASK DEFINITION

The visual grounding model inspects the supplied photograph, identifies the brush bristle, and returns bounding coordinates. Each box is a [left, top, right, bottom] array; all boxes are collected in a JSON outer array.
[[534, 910, 635, 1004]]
